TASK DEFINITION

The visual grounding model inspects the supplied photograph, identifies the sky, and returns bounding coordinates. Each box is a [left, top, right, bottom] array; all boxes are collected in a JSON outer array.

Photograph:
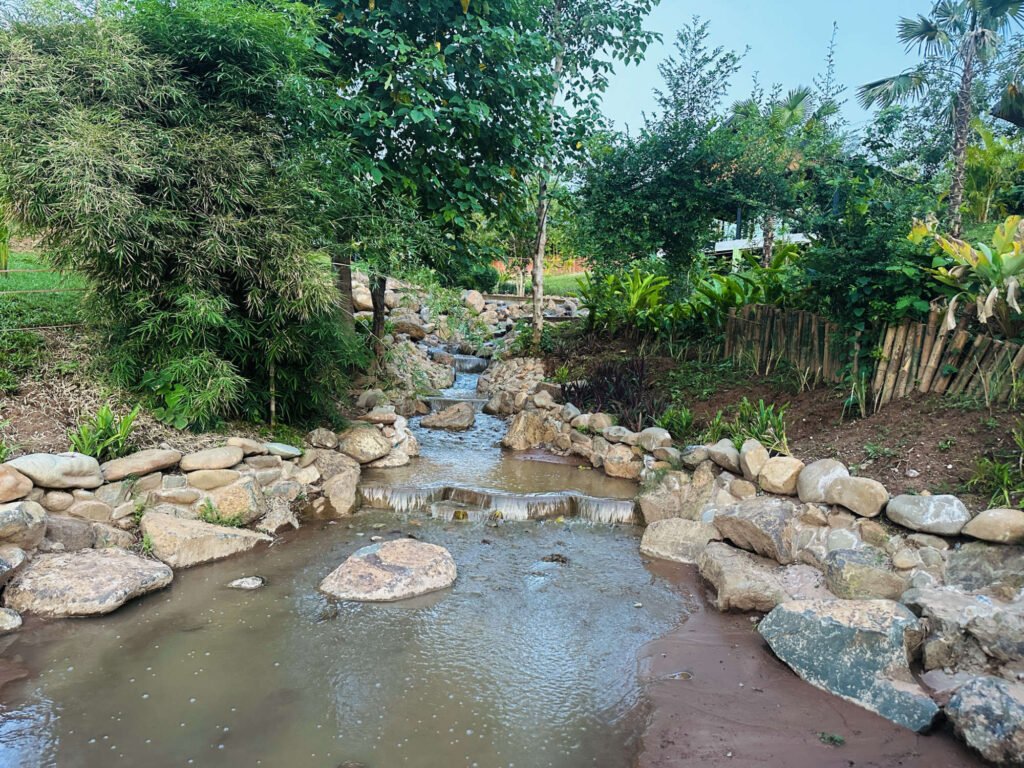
[[602, 0, 933, 133]]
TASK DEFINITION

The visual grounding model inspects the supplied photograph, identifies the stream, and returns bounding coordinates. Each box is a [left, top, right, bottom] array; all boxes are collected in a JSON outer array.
[[0, 362, 686, 767]]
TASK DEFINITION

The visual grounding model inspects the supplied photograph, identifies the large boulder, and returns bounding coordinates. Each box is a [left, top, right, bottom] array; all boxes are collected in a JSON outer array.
[[3, 548, 172, 617], [698, 543, 833, 613], [0, 466, 32, 503], [641, 518, 721, 564], [421, 402, 475, 431], [205, 477, 266, 525], [823, 547, 908, 600], [947, 676, 1024, 765], [100, 449, 182, 482], [602, 444, 643, 480], [886, 494, 971, 535], [637, 465, 717, 524], [739, 439, 769, 481], [320, 457, 361, 516], [6, 453, 103, 489], [140, 512, 271, 568], [946, 543, 1024, 596], [501, 410, 555, 452], [319, 539, 457, 602], [962, 508, 1024, 545], [707, 439, 741, 473], [179, 446, 244, 472], [796, 459, 848, 504], [463, 289, 486, 314], [711, 496, 798, 565], [637, 427, 672, 452], [337, 425, 393, 464], [0, 500, 46, 549], [825, 476, 890, 518], [758, 600, 939, 732]]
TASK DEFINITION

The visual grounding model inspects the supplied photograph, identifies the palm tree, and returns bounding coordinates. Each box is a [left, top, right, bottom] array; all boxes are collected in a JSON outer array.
[[859, 0, 1024, 237]]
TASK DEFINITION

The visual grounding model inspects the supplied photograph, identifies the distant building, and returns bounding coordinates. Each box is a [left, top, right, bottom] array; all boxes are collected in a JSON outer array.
[[709, 233, 811, 258]]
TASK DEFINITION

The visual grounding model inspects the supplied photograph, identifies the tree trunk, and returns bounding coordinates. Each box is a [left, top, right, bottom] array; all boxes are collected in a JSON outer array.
[[370, 274, 387, 366], [948, 47, 976, 238], [531, 174, 550, 346], [761, 213, 776, 267], [332, 250, 355, 332]]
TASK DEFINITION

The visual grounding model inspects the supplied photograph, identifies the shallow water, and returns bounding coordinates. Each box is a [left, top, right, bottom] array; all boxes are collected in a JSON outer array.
[[0, 368, 684, 767], [0, 514, 681, 768]]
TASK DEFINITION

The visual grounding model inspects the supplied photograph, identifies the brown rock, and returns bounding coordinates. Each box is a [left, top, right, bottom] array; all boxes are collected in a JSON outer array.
[[758, 457, 805, 496], [319, 539, 457, 602], [0, 466, 32, 504], [180, 446, 244, 472], [100, 449, 182, 482]]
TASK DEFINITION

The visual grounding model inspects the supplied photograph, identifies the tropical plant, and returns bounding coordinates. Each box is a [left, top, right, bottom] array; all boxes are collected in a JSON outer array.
[[562, 358, 666, 431], [859, 0, 1024, 236], [730, 397, 791, 455], [656, 405, 694, 442], [913, 214, 1024, 339], [964, 119, 1024, 223], [68, 404, 140, 463]]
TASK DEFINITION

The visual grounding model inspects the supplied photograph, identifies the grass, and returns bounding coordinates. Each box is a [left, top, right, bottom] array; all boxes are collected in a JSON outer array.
[[197, 499, 245, 528], [498, 271, 587, 297], [0, 250, 85, 330]]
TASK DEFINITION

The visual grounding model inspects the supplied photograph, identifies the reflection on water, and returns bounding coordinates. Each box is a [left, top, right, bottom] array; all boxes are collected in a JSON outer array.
[[0, 513, 681, 768]]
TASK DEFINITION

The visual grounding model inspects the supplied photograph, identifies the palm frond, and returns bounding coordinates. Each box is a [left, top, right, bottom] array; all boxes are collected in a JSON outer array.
[[898, 15, 953, 56], [858, 67, 930, 109]]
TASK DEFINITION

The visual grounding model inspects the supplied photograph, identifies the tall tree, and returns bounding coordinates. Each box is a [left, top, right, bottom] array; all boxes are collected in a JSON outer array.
[[859, 0, 1024, 236], [529, 0, 660, 344]]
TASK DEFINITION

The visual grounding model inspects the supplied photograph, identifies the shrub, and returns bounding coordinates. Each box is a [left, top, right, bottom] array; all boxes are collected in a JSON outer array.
[[731, 397, 790, 455], [656, 406, 694, 442], [68, 404, 140, 462], [563, 358, 666, 432]]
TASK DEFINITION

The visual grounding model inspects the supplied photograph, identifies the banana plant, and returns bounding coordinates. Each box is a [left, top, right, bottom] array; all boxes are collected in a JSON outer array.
[[912, 214, 1024, 339]]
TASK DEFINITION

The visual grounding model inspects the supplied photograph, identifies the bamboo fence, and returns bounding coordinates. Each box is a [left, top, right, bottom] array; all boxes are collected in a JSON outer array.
[[724, 305, 1024, 410]]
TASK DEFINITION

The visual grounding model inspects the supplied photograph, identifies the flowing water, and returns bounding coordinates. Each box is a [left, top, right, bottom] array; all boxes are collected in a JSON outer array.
[[0, 363, 686, 768]]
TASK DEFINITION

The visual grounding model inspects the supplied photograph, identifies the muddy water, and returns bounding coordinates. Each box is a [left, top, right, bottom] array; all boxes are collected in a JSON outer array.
[[0, 514, 681, 768]]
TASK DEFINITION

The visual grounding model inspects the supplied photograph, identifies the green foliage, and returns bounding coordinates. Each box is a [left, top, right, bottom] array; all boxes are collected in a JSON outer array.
[[197, 498, 244, 528], [0, 251, 85, 331], [967, 457, 1021, 508], [0, 3, 368, 427], [730, 397, 790, 455], [915, 214, 1024, 340], [0, 330, 45, 394], [656, 405, 694, 442], [863, 442, 896, 461], [965, 120, 1024, 224], [68, 403, 140, 462], [580, 268, 678, 338], [700, 411, 727, 444], [140, 533, 154, 555]]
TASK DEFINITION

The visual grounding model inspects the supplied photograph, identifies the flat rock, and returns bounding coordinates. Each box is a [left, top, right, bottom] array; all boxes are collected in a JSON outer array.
[[887, 494, 971, 535], [228, 576, 266, 590], [101, 449, 181, 482], [3, 548, 172, 617], [319, 539, 457, 602], [712, 496, 798, 564], [226, 437, 268, 455], [602, 426, 639, 446], [187, 469, 240, 491], [337, 426, 392, 464], [422, 402, 475, 431], [962, 508, 1024, 545], [641, 518, 721, 564], [141, 513, 271, 569], [947, 676, 1024, 765], [0, 466, 32, 504], [759, 599, 939, 732], [7, 453, 103, 490], [180, 446, 244, 472], [826, 476, 890, 518], [0, 501, 46, 549], [796, 459, 848, 503], [367, 447, 411, 469], [265, 442, 302, 459], [697, 542, 790, 612]]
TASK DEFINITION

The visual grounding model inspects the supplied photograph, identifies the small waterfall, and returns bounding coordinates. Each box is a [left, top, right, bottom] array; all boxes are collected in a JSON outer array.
[[359, 484, 637, 524], [453, 355, 489, 374]]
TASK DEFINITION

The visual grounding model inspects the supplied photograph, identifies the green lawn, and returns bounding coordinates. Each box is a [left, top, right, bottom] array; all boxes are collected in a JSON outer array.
[[498, 271, 587, 297], [0, 250, 85, 330]]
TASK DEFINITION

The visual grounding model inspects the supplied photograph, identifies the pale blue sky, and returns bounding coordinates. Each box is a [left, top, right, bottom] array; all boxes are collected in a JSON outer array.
[[603, 0, 932, 132]]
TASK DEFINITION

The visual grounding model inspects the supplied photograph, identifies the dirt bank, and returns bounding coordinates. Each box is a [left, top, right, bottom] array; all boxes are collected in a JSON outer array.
[[636, 560, 988, 768]]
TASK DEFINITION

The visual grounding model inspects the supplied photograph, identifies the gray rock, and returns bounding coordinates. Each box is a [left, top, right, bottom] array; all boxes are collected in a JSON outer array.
[[319, 539, 457, 602], [824, 547, 908, 600], [947, 676, 1024, 765], [602, 425, 639, 445], [100, 449, 182, 482], [680, 445, 709, 470], [796, 459, 848, 504], [946, 543, 1024, 596], [708, 439, 741, 473], [887, 494, 971, 535], [712, 496, 799, 564], [640, 518, 721, 564], [0, 607, 22, 634], [360, 406, 398, 425], [697, 543, 790, 612], [228, 576, 266, 590], [759, 599, 939, 732], [3, 548, 172, 617], [306, 428, 339, 449], [0, 500, 47, 549], [637, 427, 672, 452], [0, 545, 26, 588], [7, 453, 103, 489], [45, 515, 96, 550]]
